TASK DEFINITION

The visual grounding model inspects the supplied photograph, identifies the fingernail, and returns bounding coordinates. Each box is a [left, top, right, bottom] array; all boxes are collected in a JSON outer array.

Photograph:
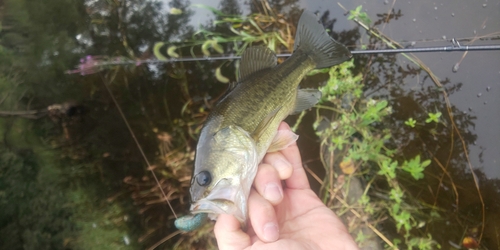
[[263, 222, 279, 242], [264, 183, 283, 203], [274, 159, 291, 172]]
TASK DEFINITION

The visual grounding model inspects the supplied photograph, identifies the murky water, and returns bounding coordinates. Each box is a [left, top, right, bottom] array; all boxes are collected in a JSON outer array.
[[1, 0, 499, 249]]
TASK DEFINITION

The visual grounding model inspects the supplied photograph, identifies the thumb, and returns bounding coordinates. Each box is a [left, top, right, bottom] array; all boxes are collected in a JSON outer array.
[[214, 214, 251, 250]]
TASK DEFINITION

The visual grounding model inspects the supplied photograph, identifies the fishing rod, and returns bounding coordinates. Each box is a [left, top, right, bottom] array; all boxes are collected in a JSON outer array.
[[350, 39, 500, 55], [67, 39, 500, 75], [152, 39, 500, 62]]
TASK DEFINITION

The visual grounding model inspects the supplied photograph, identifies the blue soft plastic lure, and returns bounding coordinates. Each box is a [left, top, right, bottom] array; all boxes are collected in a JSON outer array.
[[174, 213, 208, 231]]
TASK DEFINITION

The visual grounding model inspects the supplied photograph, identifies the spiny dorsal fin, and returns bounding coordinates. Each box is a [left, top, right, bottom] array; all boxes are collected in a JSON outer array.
[[238, 46, 277, 82], [291, 89, 322, 115]]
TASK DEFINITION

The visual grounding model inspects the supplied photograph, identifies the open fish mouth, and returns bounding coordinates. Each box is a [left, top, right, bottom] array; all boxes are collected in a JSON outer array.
[[191, 199, 235, 216], [190, 179, 246, 222]]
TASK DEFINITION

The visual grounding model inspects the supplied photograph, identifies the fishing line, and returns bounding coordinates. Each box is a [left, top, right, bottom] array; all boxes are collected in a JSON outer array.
[[100, 75, 178, 218]]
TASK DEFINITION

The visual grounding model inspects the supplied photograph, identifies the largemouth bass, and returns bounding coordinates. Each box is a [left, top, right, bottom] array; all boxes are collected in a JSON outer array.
[[175, 10, 351, 231]]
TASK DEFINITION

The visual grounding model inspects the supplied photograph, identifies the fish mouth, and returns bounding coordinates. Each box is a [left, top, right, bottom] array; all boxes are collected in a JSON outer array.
[[190, 179, 246, 222]]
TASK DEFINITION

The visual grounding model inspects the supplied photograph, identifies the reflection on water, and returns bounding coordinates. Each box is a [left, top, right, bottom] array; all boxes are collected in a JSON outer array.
[[1, 0, 499, 249]]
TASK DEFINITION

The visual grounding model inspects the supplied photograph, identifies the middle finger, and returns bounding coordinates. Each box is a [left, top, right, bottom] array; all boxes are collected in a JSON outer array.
[[254, 163, 283, 205]]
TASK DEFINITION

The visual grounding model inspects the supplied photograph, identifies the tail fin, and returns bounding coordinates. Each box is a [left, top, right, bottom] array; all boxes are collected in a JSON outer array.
[[294, 11, 352, 69]]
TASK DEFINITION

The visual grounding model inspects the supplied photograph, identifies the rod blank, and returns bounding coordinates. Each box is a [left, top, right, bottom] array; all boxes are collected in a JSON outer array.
[[97, 43, 500, 66], [350, 44, 500, 55], [160, 43, 500, 63]]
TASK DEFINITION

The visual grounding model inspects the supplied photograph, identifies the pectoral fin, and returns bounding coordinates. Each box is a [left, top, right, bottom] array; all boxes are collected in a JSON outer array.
[[291, 89, 322, 115], [252, 107, 281, 140], [267, 129, 299, 152]]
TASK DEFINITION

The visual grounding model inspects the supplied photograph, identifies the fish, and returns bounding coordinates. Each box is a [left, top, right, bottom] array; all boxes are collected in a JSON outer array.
[[175, 10, 352, 231]]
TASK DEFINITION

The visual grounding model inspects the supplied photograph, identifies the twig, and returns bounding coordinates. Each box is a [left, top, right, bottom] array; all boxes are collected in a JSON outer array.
[[304, 167, 395, 248]]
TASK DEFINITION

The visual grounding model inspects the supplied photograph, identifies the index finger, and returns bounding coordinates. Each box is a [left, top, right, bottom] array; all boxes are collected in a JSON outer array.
[[277, 122, 310, 190]]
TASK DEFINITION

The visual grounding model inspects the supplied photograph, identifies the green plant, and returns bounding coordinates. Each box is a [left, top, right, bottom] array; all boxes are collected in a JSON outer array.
[[405, 118, 416, 128], [401, 155, 431, 180], [348, 5, 372, 27], [158, 4, 295, 58], [425, 112, 441, 123], [312, 33, 439, 248]]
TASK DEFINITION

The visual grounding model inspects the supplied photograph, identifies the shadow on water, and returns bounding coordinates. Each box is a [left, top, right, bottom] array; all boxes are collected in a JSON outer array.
[[1, 0, 499, 249]]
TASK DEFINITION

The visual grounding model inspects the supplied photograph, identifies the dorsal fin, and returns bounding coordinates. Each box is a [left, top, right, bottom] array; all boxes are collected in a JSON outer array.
[[238, 46, 277, 82]]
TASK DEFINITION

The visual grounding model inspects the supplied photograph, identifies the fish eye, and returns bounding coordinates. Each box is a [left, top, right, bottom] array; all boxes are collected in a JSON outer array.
[[196, 171, 211, 186]]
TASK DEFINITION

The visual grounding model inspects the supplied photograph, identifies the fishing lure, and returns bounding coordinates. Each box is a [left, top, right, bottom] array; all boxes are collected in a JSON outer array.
[[174, 213, 208, 231]]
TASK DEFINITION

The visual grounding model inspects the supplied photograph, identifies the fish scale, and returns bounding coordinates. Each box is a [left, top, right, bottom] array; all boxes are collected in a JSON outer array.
[[216, 53, 314, 146]]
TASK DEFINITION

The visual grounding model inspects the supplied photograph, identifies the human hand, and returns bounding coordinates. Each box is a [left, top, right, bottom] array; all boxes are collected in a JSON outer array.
[[214, 122, 359, 250]]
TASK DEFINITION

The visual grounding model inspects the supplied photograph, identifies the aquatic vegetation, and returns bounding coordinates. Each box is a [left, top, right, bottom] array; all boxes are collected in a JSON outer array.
[[425, 112, 442, 124], [312, 61, 439, 249], [338, 4, 494, 249], [404, 118, 416, 128]]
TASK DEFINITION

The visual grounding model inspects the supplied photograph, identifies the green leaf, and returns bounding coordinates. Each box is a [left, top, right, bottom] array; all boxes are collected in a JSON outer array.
[[358, 12, 372, 26], [211, 40, 224, 54], [421, 159, 431, 168], [348, 5, 372, 26], [201, 41, 211, 56], [425, 112, 442, 123], [394, 210, 411, 231], [153, 42, 168, 61], [378, 159, 397, 178], [248, 19, 263, 34], [167, 46, 179, 58], [390, 188, 403, 203], [375, 100, 388, 111], [239, 30, 254, 38], [215, 67, 230, 83], [405, 118, 416, 128], [401, 155, 430, 180]]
